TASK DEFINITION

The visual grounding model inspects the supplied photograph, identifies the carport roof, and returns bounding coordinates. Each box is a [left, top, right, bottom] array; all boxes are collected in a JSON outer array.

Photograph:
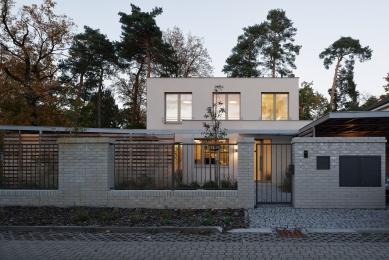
[[298, 111, 389, 137]]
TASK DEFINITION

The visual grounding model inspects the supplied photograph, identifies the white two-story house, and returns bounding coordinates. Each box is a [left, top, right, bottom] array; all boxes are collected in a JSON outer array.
[[147, 78, 311, 185]]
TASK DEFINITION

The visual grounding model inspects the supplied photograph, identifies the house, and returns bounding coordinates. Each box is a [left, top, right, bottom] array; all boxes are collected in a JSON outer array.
[[0, 78, 387, 209], [147, 78, 310, 201], [147, 77, 310, 139]]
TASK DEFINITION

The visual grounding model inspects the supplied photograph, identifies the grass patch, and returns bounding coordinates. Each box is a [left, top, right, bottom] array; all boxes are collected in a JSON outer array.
[[198, 230, 211, 236], [223, 217, 231, 224], [128, 208, 145, 224], [161, 219, 172, 225], [76, 211, 89, 222], [203, 218, 213, 226], [162, 206, 173, 220], [145, 228, 158, 235]]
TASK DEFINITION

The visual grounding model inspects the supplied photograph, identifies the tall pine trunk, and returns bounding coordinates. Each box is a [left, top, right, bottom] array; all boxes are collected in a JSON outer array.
[[98, 67, 104, 128], [330, 59, 342, 111]]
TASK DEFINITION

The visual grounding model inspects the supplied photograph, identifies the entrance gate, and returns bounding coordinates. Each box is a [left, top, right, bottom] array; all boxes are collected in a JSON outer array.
[[255, 142, 293, 204]]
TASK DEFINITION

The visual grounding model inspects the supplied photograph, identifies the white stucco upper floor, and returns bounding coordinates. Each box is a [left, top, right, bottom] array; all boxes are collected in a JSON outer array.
[[146, 77, 311, 134]]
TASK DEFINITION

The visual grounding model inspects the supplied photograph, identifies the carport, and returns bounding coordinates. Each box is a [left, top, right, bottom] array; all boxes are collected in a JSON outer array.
[[298, 111, 389, 173], [298, 111, 389, 207]]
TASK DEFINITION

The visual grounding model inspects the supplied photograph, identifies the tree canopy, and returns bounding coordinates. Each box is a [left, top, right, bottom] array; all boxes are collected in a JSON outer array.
[[223, 9, 301, 78], [158, 26, 214, 77], [117, 4, 175, 78], [319, 36, 372, 111], [0, 0, 75, 125], [299, 81, 329, 120]]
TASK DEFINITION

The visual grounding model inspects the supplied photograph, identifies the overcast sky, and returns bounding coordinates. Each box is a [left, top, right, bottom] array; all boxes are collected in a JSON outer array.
[[15, 0, 389, 100]]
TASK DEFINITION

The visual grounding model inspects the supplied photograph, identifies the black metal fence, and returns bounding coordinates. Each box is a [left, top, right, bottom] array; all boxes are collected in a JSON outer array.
[[114, 143, 237, 190], [0, 144, 58, 189], [255, 143, 292, 204]]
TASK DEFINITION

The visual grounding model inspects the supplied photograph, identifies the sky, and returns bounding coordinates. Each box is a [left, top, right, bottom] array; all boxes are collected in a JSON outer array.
[[14, 0, 389, 100]]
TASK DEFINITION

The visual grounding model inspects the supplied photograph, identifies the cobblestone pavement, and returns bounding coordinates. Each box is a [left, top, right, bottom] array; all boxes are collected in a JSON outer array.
[[1, 239, 388, 259], [1, 231, 389, 259], [248, 205, 389, 231]]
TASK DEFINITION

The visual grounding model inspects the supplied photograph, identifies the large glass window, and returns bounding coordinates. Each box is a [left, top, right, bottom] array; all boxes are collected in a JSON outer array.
[[194, 139, 229, 165], [165, 93, 192, 122], [261, 93, 289, 120], [213, 93, 240, 120]]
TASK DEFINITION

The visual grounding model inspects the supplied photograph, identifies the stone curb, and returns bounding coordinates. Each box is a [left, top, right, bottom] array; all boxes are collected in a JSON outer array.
[[229, 228, 389, 234], [228, 228, 272, 233], [0, 226, 223, 233]]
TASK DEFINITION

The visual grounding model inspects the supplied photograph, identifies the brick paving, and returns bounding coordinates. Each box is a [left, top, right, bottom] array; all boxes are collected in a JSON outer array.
[[1, 239, 388, 259], [1, 231, 389, 259]]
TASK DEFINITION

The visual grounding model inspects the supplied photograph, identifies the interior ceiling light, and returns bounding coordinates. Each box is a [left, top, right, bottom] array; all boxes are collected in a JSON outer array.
[[182, 101, 192, 104], [229, 101, 237, 104]]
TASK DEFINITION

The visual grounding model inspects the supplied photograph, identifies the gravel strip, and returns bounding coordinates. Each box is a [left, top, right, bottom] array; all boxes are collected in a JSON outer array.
[[248, 205, 389, 231]]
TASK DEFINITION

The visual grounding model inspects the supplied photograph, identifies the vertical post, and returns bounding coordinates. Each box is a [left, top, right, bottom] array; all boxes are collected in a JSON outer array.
[[172, 143, 175, 190], [237, 137, 255, 208]]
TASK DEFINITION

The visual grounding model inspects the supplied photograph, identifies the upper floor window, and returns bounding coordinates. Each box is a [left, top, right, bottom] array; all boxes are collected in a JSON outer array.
[[165, 93, 192, 122], [213, 93, 240, 120], [261, 93, 289, 120]]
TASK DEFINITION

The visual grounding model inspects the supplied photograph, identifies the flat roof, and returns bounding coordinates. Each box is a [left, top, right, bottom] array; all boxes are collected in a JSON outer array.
[[0, 125, 299, 136], [366, 96, 389, 111], [299, 111, 389, 137]]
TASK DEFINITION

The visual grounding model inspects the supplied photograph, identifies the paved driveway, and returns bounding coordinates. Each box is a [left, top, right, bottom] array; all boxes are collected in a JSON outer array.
[[248, 205, 389, 231]]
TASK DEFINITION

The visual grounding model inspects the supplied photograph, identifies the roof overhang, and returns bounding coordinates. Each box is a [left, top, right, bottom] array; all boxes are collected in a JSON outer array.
[[299, 111, 389, 137]]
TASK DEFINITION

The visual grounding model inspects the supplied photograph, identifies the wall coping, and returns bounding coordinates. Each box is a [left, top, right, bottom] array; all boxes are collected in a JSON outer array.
[[292, 137, 387, 144], [57, 137, 115, 144], [237, 137, 255, 143]]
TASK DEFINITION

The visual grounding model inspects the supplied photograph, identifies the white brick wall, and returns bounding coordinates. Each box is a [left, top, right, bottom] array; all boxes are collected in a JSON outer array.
[[0, 190, 58, 206], [1, 137, 256, 209], [292, 137, 386, 209], [57, 137, 115, 207]]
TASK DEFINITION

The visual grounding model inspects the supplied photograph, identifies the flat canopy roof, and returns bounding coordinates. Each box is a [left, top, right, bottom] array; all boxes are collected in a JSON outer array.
[[299, 111, 389, 137]]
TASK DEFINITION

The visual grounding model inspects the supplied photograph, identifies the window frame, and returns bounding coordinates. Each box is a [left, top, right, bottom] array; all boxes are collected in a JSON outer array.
[[261, 93, 289, 120], [194, 139, 230, 166], [213, 92, 241, 120], [164, 92, 192, 123]]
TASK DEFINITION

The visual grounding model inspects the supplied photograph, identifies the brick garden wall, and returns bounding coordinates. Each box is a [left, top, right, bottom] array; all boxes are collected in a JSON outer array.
[[0, 137, 255, 209], [292, 137, 386, 209]]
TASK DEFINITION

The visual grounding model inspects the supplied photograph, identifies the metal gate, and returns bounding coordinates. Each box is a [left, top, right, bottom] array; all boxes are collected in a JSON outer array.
[[255, 142, 292, 204]]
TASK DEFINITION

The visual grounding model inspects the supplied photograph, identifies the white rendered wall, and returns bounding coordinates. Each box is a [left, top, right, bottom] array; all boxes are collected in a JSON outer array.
[[147, 78, 300, 130]]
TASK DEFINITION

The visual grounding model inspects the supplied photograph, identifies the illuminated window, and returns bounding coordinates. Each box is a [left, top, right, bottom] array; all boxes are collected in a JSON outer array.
[[213, 93, 240, 120], [261, 93, 289, 120], [165, 93, 192, 122], [194, 139, 229, 165]]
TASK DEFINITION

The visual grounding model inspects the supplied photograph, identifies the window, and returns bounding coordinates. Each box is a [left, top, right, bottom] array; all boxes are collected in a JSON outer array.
[[194, 139, 229, 165], [213, 93, 240, 120], [165, 93, 192, 122], [261, 93, 289, 120]]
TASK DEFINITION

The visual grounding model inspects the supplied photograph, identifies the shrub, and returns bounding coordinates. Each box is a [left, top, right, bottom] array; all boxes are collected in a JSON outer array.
[[128, 208, 145, 224], [223, 217, 231, 223], [203, 218, 213, 226], [202, 180, 218, 189], [220, 178, 237, 189], [176, 181, 201, 189], [279, 166, 292, 192], [76, 211, 89, 222], [162, 206, 173, 220], [116, 174, 155, 189]]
